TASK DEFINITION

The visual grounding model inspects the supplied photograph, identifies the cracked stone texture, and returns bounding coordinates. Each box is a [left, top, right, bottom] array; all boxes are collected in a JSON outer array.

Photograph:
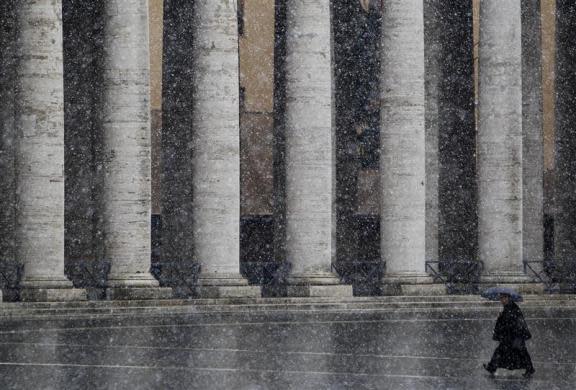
[[100, 0, 157, 287], [477, 0, 524, 276], [379, 0, 427, 277], [14, 0, 72, 288], [283, 0, 335, 278]]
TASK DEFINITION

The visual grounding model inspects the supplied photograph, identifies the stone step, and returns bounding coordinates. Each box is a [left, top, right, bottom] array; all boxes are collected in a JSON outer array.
[[1, 296, 575, 320], [2, 293, 573, 311]]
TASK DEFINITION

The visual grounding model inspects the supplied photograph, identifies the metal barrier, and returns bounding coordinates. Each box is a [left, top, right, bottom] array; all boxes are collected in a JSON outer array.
[[523, 259, 576, 294], [240, 261, 290, 286], [332, 261, 385, 295], [151, 261, 200, 296], [0, 258, 22, 290], [66, 259, 111, 289], [425, 260, 484, 294]]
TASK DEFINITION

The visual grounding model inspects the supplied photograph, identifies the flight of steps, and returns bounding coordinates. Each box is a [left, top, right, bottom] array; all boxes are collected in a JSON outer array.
[[0, 295, 575, 321]]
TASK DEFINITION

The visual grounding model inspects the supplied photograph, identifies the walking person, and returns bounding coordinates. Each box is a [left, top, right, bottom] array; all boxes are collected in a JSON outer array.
[[483, 293, 535, 378]]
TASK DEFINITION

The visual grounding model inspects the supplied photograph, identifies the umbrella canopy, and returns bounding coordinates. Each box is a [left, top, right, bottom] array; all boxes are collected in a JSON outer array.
[[481, 287, 523, 302]]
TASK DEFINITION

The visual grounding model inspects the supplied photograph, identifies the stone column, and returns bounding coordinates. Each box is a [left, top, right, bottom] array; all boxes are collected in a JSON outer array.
[[478, 0, 535, 288], [101, 0, 171, 300], [13, 0, 85, 301], [190, 0, 259, 298], [379, 0, 442, 295], [281, 0, 351, 297]]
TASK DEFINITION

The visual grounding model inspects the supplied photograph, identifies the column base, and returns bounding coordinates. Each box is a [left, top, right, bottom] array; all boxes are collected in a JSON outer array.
[[19, 277, 87, 302], [381, 274, 447, 296], [286, 273, 353, 297], [106, 273, 160, 288], [195, 274, 261, 298], [480, 273, 545, 294], [21, 288, 87, 302], [106, 273, 172, 300]]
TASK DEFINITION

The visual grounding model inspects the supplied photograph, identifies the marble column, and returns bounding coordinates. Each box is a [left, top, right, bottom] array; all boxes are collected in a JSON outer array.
[[478, 0, 534, 287], [282, 0, 352, 297], [101, 0, 171, 300], [14, 0, 85, 302], [189, 0, 259, 298], [379, 0, 443, 295]]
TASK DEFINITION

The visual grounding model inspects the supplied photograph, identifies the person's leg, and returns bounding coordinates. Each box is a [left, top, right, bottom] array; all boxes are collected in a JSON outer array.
[[522, 348, 535, 376], [484, 345, 502, 373]]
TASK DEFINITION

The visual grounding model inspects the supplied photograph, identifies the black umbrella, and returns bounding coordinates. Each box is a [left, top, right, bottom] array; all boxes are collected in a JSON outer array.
[[481, 286, 523, 302]]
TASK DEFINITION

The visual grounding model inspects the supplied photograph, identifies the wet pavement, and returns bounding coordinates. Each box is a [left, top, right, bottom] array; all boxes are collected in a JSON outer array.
[[0, 303, 574, 389]]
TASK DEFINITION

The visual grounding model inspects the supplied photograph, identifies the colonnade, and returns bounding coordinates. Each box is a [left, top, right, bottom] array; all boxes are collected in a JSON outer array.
[[1, 0, 544, 302]]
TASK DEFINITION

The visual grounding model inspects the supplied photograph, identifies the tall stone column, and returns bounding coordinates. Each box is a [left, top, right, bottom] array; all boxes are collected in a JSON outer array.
[[189, 0, 259, 298], [478, 0, 536, 288], [281, 0, 351, 297], [379, 0, 442, 295], [14, 0, 85, 301], [101, 0, 171, 299]]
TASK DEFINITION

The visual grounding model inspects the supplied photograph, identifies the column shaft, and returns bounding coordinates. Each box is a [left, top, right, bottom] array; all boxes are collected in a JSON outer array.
[[379, 0, 445, 294], [190, 0, 259, 297], [282, 0, 351, 297], [478, 0, 525, 279], [380, 1, 428, 282], [101, 0, 169, 298], [14, 0, 84, 301]]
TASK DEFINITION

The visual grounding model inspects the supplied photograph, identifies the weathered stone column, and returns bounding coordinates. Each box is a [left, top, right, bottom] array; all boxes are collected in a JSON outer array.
[[13, 0, 85, 301], [189, 0, 259, 298], [379, 0, 444, 295], [478, 0, 536, 288], [280, 0, 352, 297], [101, 0, 171, 299]]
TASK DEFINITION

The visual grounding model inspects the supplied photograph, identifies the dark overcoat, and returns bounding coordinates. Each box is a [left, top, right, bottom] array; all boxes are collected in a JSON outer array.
[[489, 302, 534, 370]]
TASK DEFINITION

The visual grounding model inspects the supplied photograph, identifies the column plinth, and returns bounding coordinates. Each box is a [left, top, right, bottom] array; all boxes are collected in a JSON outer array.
[[14, 0, 85, 302], [286, 273, 352, 298], [381, 274, 446, 296], [194, 274, 260, 299]]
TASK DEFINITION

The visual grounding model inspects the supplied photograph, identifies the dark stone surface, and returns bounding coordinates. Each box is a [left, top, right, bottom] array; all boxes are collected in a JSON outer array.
[[0, 305, 574, 389], [556, 1, 576, 263]]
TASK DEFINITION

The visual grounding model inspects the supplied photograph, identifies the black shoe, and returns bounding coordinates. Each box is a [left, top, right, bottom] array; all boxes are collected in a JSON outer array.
[[523, 368, 535, 378], [483, 363, 495, 376]]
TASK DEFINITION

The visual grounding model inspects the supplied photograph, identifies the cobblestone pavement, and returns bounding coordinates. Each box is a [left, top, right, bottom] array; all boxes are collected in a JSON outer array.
[[0, 302, 574, 389]]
